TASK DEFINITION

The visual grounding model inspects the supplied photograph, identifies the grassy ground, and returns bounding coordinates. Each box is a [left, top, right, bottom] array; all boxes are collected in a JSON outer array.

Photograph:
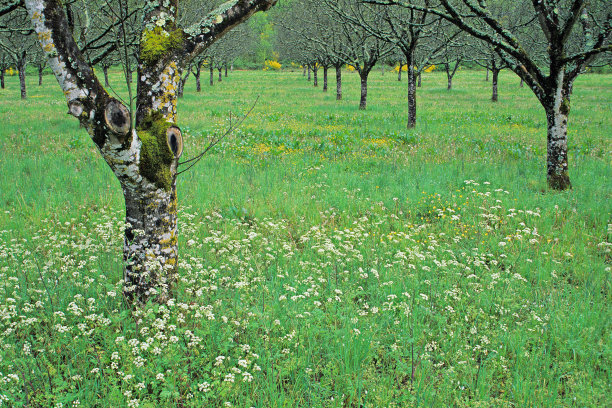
[[0, 67, 610, 407]]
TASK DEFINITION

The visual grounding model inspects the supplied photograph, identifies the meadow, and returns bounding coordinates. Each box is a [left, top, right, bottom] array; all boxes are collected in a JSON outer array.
[[0, 67, 610, 407]]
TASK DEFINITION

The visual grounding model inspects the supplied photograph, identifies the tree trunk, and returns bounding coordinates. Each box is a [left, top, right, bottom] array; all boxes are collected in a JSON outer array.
[[485, 68, 489, 81], [303, 65, 306, 76], [381, 64, 385, 75], [398, 61, 402, 81], [545, 106, 571, 190], [38, 64, 44, 86], [307, 64, 311, 81], [122, 183, 178, 302], [231, 63, 234, 72], [195, 66, 201, 92], [210, 65, 214, 86], [491, 69, 499, 102], [224, 64, 228, 77], [359, 73, 368, 110], [103, 66, 110, 87], [407, 60, 416, 129], [0, 69, 4, 89], [336, 65, 342, 100], [178, 77, 185, 98], [520, 77, 524, 87], [447, 70, 452, 90], [218, 67, 222, 82], [323, 66, 328, 92], [417, 73, 421, 87], [24, 0, 275, 306], [18, 61, 26, 100], [313, 66, 318, 87]]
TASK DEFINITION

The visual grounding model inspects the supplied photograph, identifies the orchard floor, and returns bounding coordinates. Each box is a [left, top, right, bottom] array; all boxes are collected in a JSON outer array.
[[0, 68, 610, 407]]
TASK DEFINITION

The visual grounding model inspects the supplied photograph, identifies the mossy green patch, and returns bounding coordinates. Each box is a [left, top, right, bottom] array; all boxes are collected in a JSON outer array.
[[141, 27, 184, 66], [138, 112, 174, 190]]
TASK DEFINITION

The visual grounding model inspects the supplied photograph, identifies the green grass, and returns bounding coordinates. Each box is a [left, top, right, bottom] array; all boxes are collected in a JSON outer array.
[[0, 67, 610, 407]]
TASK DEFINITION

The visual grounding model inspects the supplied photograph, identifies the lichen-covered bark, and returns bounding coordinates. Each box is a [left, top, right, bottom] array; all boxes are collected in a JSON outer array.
[[25, 0, 276, 304], [123, 179, 178, 302], [545, 106, 571, 190], [407, 63, 416, 129]]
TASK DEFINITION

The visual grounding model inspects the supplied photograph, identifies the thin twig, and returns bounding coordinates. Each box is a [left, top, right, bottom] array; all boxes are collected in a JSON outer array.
[[177, 96, 260, 175]]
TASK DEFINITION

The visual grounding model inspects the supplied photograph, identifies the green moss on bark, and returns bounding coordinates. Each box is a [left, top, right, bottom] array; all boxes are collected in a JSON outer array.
[[141, 27, 184, 66], [138, 112, 174, 190]]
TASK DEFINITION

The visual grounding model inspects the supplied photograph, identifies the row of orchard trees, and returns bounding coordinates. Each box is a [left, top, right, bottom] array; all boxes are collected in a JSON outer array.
[[0, 0, 259, 99], [0, 0, 609, 303], [275, 0, 611, 191]]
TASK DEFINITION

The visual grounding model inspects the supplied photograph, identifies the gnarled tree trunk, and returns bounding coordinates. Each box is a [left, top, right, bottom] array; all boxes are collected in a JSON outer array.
[[25, 0, 276, 304], [1, 69, 4, 89]]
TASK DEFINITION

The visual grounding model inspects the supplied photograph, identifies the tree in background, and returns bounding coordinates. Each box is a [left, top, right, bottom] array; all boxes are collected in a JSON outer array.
[[324, 0, 395, 110], [16, 0, 277, 304], [0, 7, 38, 99], [368, 0, 611, 190]]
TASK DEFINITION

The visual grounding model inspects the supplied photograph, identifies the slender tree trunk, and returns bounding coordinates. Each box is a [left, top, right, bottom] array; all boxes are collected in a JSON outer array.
[[0, 69, 4, 89], [336, 65, 342, 100], [492, 69, 499, 102], [218, 67, 222, 82], [520, 77, 524, 87], [18, 61, 26, 99], [545, 105, 571, 190], [177, 76, 185, 98], [417, 73, 421, 87], [359, 72, 368, 110], [398, 61, 402, 81], [447, 67, 452, 90], [313, 65, 318, 87], [210, 65, 214, 86], [307, 64, 311, 81], [103, 65, 109, 87], [323, 66, 328, 92], [303, 65, 306, 76], [485, 68, 489, 81], [224, 64, 228, 77], [38, 64, 44, 85], [195, 66, 201, 92], [407, 54, 416, 129], [230, 63, 234, 72]]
